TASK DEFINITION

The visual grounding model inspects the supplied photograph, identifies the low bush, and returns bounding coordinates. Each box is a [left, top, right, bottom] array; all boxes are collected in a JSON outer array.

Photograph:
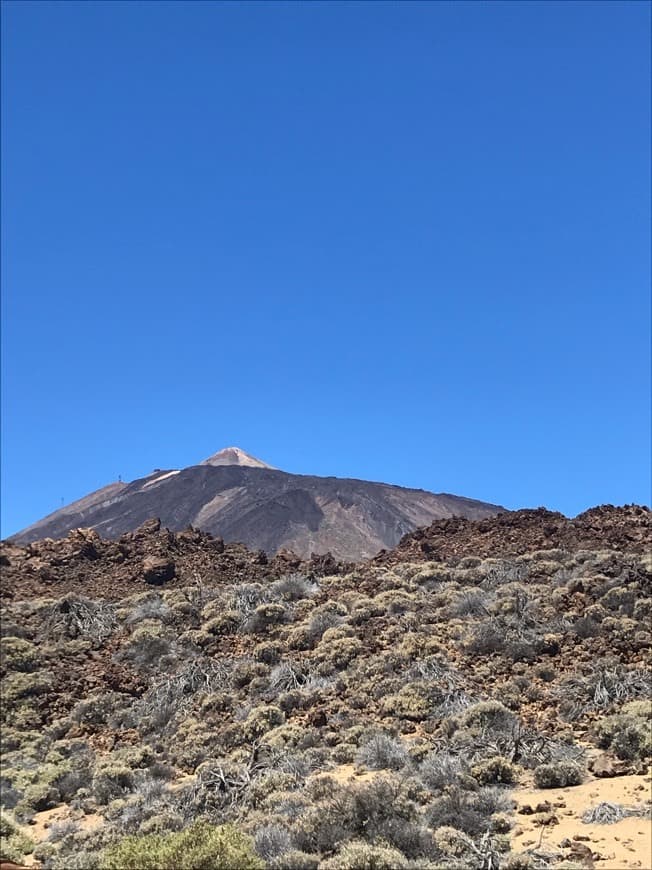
[[254, 642, 281, 664], [253, 823, 292, 860], [304, 608, 345, 648], [426, 785, 503, 837], [2, 671, 52, 704], [71, 693, 121, 728], [293, 776, 420, 857], [0, 809, 35, 862], [244, 705, 285, 740], [268, 849, 319, 870], [245, 604, 287, 633], [460, 700, 517, 735], [319, 840, 410, 870], [0, 637, 39, 673], [100, 821, 263, 869], [355, 733, 409, 771], [471, 755, 518, 785], [418, 753, 469, 792], [315, 636, 363, 672], [118, 627, 176, 671], [594, 702, 651, 760], [43, 597, 117, 642], [533, 761, 583, 788], [205, 611, 240, 635], [271, 573, 317, 601], [381, 682, 431, 721], [124, 596, 170, 625]]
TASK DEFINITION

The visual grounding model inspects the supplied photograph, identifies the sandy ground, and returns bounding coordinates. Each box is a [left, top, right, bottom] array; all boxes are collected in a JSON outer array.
[[320, 762, 377, 784], [16, 806, 102, 868], [510, 772, 652, 869]]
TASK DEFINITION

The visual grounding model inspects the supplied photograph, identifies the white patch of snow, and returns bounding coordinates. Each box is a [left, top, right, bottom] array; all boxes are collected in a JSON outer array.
[[141, 470, 181, 488]]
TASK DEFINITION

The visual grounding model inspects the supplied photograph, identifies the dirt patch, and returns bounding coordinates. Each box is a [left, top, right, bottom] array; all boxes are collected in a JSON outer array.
[[319, 763, 377, 784], [511, 772, 652, 869], [14, 807, 103, 868]]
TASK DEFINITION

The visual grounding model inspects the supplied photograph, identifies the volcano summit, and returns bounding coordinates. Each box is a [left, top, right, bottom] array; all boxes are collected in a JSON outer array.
[[11, 448, 502, 560]]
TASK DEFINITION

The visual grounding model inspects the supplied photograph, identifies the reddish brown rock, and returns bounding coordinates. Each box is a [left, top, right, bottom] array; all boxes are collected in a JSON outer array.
[[142, 555, 176, 585], [590, 753, 632, 778]]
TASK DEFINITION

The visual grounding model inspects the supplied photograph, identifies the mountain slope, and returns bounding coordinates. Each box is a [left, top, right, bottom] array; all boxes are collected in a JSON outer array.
[[9, 449, 502, 560]]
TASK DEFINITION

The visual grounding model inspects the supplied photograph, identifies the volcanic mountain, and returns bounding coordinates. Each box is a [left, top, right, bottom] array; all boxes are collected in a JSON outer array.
[[10, 447, 503, 560]]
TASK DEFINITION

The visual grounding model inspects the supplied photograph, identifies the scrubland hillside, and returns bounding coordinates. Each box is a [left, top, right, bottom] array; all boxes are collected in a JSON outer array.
[[1, 506, 650, 869]]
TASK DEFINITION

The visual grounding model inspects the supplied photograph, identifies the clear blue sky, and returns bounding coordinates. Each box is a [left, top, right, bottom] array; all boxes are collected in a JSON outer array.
[[2, 0, 650, 537]]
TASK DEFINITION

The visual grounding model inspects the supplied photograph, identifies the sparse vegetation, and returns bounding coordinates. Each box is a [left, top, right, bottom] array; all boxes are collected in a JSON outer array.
[[1, 507, 650, 868]]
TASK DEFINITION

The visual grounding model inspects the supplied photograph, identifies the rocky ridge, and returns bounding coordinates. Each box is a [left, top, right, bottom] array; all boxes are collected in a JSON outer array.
[[375, 504, 651, 564]]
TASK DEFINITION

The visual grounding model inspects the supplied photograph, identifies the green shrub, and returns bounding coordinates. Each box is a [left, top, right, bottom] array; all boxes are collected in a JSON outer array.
[[278, 689, 311, 714], [472, 755, 518, 785], [600, 585, 636, 614], [91, 748, 153, 805], [244, 705, 285, 740], [9, 758, 74, 815], [594, 701, 651, 761], [0, 809, 35, 861], [252, 823, 291, 861], [100, 821, 263, 869], [433, 825, 472, 859], [295, 776, 422, 858], [248, 772, 298, 807], [254, 642, 281, 664], [331, 742, 357, 763], [119, 627, 175, 670], [246, 603, 287, 631], [2, 671, 52, 703], [356, 733, 408, 771], [319, 840, 409, 870], [0, 637, 39, 673], [533, 761, 583, 788], [271, 573, 316, 602], [71, 693, 120, 727], [460, 701, 516, 734], [315, 636, 363, 671], [303, 607, 345, 648], [381, 683, 430, 720], [232, 660, 268, 688], [204, 611, 241, 635], [427, 788, 492, 837], [268, 849, 319, 870], [465, 622, 506, 655]]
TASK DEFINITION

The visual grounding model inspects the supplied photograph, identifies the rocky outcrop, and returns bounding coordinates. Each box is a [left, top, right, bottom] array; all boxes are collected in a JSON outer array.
[[375, 504, 651, 564], [0, 520, 350, 602]]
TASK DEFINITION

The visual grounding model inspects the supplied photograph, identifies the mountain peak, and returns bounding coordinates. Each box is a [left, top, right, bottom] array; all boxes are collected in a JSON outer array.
[[199, 447, 275, 469]]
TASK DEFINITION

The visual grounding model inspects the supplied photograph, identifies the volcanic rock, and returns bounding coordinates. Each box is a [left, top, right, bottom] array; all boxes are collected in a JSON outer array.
[[141, 556, 176, 585]]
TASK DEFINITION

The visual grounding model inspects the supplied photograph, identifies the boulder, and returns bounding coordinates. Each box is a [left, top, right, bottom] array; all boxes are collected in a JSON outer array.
[[135, 517, 162, 537], [142, 556, 175, 585], [589, 753, 631, 778]]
